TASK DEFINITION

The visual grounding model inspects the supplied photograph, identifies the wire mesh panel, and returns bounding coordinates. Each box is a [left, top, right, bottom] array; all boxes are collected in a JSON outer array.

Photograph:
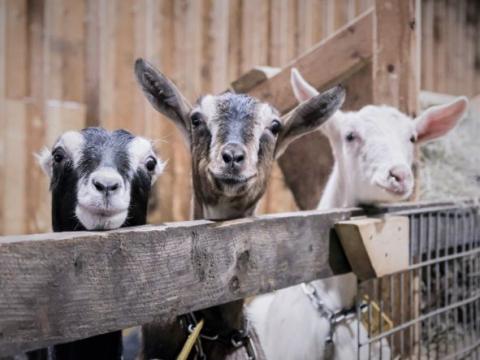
[[357, 201, 480, 359]]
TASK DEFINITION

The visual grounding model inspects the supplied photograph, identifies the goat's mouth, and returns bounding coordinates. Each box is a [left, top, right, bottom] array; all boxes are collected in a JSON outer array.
[[375, 182, 412, 198], [77, 203, 128, 217], [208, 170, 256, 186]]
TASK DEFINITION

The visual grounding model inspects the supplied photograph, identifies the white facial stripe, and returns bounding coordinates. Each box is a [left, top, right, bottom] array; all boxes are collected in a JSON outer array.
[[128, 137, 165, 184], [55, 131, 85, 167], [200, 95, 218, 123]]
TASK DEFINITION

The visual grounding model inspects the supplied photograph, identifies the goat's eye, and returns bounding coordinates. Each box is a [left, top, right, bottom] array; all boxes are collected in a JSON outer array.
[[410, 135, 416, 143], [270, 119, 282, 135], [345, 132, 356, 142], [145, 157, 157, 171], [191, 113, 202, 127], [53, 153, 64, 163]]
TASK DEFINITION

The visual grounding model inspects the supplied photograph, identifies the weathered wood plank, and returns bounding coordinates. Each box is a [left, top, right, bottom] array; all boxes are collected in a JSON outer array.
[[373, 0, 420, 117], [0, 209, 354, 355], [248, 9, 373, 114]]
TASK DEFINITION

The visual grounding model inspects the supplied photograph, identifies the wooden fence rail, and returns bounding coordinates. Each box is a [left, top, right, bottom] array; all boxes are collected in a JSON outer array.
[[1, 199, 479, 355], [0, 208, 356, 355]]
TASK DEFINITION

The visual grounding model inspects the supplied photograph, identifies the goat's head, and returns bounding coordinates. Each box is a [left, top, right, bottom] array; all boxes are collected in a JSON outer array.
[[291, 68, 468, 204], [135, 59, 345, 218], [37, 128, 164, 231]]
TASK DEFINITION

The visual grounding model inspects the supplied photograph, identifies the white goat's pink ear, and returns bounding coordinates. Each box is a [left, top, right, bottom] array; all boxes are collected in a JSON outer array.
[[414, 97, 468, 143], [290, 68, 319, 102]]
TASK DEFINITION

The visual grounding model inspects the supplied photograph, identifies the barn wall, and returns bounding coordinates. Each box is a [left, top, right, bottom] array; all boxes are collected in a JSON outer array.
[[0, 0, 479, 235]]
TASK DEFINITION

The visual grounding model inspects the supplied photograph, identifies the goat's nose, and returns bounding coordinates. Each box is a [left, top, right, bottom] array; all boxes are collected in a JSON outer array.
[[91, 170, 122, 194], [221, 144, 246, 166], [389, 165, 411, 183]]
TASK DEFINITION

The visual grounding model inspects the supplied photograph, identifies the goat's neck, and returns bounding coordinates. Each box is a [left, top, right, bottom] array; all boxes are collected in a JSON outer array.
[[313, 119, 359, 311], [318, 141, 355, 210]]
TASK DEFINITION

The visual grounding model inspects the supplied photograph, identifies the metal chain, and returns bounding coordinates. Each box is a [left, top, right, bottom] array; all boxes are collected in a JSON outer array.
[[183, 312, 257, 360]]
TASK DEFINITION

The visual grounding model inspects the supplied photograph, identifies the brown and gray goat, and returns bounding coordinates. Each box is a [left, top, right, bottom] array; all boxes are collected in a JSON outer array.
[[134, 58, 345, 359]]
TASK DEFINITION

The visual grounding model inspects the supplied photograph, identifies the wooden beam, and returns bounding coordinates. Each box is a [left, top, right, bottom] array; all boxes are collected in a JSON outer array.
[[247, 9, 374, 114], [0, 209, 354, 355]]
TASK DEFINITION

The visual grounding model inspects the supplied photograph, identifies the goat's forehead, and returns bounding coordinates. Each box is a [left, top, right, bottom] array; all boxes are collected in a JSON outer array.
[[197, 93, 276, 126], [54, 128, 156, 165], [349, 106, 414, 134]]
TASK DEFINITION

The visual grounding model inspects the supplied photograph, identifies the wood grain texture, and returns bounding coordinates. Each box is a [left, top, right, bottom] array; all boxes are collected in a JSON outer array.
[[248, 9, 373, 114], [0, 209, 354, 355], [373, 0, 420, 117]]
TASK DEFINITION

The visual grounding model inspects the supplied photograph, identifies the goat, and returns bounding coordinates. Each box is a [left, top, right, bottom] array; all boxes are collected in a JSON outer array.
[[30, 128, 164, 360], [134, 58, 345, 359], [248, 68, 468, 360]]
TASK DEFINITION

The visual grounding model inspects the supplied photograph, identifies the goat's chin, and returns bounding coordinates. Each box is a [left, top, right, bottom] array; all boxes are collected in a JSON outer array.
[[75, 205, 128, 230], [359, 186, 412, 205]]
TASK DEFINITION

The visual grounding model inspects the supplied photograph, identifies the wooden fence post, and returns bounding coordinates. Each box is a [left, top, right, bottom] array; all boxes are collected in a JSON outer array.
[[372, 0, 421, 356]]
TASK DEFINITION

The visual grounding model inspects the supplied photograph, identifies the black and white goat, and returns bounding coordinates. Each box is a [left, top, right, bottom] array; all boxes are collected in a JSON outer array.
[[134, 58, 345, 359], [32, 127, 164, 360]]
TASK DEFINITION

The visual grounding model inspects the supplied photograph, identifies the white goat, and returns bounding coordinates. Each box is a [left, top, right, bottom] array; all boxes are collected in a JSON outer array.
[[248, 68, 468, 360]]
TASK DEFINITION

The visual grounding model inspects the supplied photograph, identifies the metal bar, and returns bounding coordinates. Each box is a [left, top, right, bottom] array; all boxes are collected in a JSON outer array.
[[362, 292, 480, 345]]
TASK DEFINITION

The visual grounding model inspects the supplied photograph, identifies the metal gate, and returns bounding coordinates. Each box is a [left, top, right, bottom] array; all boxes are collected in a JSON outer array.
[[358, 200, 480, 359]]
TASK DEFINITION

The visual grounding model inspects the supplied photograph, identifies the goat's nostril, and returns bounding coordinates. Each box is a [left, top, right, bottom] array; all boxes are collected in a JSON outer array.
[[234, 153, 245, 164], [93, 180, 105, 192], [389, 167, 409, 183], [222, 151, 233, 164], [108, 183, 119, 192]]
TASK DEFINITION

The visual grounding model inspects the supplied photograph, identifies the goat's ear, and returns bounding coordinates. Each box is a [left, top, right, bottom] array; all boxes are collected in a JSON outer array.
[[35, 148, 53, 178], [134, 58, 192, 141], [290, 67, 319, 102], [275, 85, 345, 157], [414, 96, 468, 143]]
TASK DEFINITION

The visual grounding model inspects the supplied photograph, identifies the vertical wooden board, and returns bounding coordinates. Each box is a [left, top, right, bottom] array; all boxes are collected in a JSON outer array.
[[476, 1, 480, 95], [297, 0, 313, 55], [227, 0, 242, 83], [112, 0, 137, 133], [421, 0, 434, 91], [25, 0, 48, 234], [310, 0, 327, 44], [61, 0, 86, 103], [201, 0, 214, 94], [241, 0, 269, 72], [0, 0, 6, 234], [433, 0, 447, 93], [5, 0, 28, 99], [43, 0, 63, 101], [464, 0, 478, 97], [98, 0, 116, 129], [454, 0, 466, 96], [333, 0, 350, 31], [325, 0, 335, 36], [445, 0, 457, 94], [133, 0, 179, 224], [206, 0, 229, 94], [268, 0, 289, 67], [172, 0, 202, 220], [150, 0, 179, 223], [259, 0, 298, 214], [85, 0, 101, 126], [3, 100, 28, 235], [373, 0, 420, 117]]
